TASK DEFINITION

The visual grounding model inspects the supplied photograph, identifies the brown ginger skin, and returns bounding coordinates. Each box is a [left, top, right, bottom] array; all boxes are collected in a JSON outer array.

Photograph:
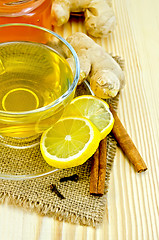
[[66, 32, 125, 99]]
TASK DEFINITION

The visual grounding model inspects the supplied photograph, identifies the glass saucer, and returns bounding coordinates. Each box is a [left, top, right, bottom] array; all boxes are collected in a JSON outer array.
[[0, 82, 92, 180]]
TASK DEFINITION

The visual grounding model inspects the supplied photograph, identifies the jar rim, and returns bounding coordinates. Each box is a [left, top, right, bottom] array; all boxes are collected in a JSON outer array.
[[0, 0, 45, 17]]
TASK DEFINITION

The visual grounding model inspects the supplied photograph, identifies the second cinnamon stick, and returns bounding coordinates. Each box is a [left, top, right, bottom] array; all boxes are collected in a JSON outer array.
[[90, 137, 107, 195], [98, 137, 107, 195]]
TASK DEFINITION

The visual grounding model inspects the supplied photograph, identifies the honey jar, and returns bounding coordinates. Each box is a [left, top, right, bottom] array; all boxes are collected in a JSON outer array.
[[0, 0, 52, 29]]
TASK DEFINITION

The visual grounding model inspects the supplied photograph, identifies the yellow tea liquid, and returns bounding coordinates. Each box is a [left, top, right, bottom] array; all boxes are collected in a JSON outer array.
[[0, 41, 73, 137]]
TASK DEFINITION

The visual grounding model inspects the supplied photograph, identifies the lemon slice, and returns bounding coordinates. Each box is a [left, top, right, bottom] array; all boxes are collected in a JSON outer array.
[[40, 117, 100, 168], [62, 95, 114, 139]]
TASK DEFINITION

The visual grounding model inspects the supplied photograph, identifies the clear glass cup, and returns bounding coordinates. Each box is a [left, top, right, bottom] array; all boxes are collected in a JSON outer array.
[[0, 0, 52, 29], [0, 23, 80, 180]]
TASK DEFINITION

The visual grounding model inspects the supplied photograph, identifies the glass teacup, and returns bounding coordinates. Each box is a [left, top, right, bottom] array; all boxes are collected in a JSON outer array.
[[0, 23, 80, 148]]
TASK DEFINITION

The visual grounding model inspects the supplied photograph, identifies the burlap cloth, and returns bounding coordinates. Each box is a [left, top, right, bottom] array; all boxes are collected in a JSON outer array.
[[0, 77, 120, 227]]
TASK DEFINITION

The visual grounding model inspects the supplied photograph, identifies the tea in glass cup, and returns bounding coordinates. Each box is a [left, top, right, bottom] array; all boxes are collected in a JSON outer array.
[[0, 24, 80, 148]]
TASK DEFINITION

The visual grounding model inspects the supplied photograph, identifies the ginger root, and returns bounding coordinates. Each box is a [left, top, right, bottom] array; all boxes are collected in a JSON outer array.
[[51, 0, 116, 37], [66, 32, 125, 99]]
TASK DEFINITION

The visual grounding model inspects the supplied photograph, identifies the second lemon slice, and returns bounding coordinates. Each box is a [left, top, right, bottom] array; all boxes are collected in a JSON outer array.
[[62, 95, 114, 140], [40, 117, 100, 168]]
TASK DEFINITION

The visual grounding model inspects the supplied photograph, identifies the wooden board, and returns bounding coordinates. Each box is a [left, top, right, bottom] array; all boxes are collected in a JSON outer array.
[[0, 0, 159, 239]]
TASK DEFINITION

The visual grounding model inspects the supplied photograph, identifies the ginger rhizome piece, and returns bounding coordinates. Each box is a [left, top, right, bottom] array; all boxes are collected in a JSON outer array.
[[51, 0, 116, 37], [66, 32, 125, 99]]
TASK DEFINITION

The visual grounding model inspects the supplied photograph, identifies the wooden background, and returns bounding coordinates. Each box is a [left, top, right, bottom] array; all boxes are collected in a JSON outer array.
[[0, 0, 159, 239]]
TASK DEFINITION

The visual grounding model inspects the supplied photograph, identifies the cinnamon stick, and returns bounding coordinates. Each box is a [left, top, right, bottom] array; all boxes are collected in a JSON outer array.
[[109, 105, 147, 173], [90, 147, 99, 194], [90, 137, 107, 195]]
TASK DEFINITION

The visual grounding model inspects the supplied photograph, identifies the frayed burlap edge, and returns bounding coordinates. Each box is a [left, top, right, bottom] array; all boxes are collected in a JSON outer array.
[[0, 192, 106, 227]]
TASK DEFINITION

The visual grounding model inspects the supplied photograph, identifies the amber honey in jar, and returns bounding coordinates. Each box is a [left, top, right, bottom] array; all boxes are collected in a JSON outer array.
[[0, 0, 52, 29]]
